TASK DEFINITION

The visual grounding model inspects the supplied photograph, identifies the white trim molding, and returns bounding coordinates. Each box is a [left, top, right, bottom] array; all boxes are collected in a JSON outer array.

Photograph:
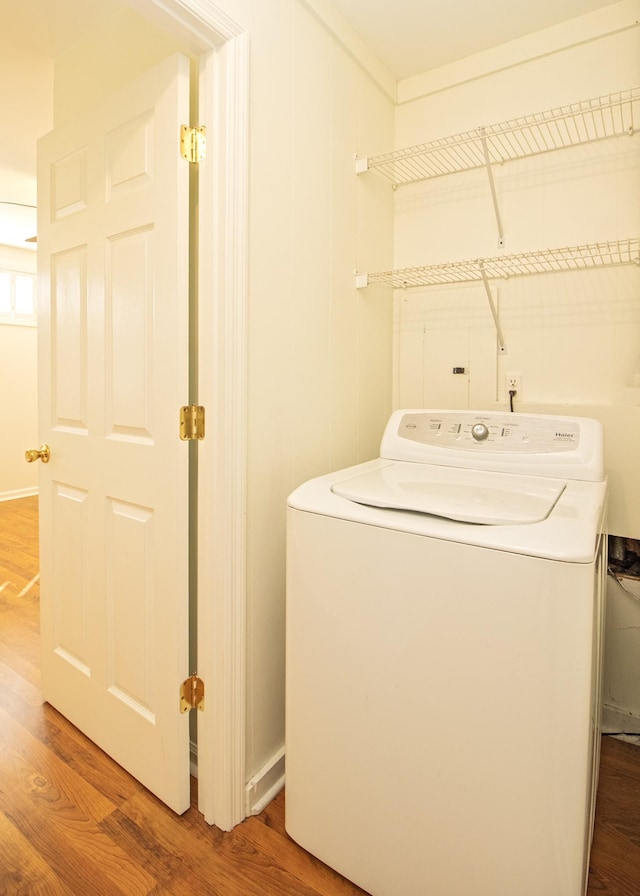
[[398, 0, 640, 103], [131, 0, 249, 831], [0, 488, 38, 503], [602, 704, 640, 737], [245, 746, 286, 818], [127, 0, 244, 48], [299, 0, 396, 101], [196, 29, 250, 832]]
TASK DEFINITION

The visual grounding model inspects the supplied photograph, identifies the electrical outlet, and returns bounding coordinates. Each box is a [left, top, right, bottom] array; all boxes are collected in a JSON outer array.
[[506, 372, 522, 396]]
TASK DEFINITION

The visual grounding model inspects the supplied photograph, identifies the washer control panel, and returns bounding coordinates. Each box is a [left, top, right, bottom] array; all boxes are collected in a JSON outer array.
[[396, 411, 580, 453], [380, 410, 604, 481]]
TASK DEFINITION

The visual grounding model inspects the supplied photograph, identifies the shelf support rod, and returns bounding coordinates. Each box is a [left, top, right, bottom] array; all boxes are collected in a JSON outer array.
[[479, 128, 505, 248], [478, 261, 507, 354]]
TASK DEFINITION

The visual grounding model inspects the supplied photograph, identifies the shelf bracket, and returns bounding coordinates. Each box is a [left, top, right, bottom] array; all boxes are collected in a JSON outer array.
[[478, 260, 507, 354], [479, 128, 505, 248]]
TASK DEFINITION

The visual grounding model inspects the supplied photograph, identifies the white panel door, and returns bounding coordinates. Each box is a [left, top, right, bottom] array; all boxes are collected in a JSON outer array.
[[36, 53, 192, 814]]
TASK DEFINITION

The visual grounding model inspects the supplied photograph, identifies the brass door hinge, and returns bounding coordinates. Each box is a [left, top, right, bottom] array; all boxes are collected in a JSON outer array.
[[180, 674, 205, 713], [180, 125, 206, 163], [179, 405, 205, 441]]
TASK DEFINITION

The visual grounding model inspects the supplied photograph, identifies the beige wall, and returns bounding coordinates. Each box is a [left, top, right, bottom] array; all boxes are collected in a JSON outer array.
[[243, 0, 394, 778], [605, 575, 640, 729], [54, 6, 186, 123], [0, 28, 50, 499], [0, 247, 38, 499], [0, 322, 38, 498], [0, 42, 52, 215]]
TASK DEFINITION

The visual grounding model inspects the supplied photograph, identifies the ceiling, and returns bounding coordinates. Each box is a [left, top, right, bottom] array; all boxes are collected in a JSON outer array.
[[0, 0, 624, 79], [0, 0, 617, 80], [0, 0, 122, 57], [329, 0, 622, 80]]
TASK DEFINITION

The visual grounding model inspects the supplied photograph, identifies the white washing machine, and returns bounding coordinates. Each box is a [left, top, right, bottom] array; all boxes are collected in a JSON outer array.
[[285, 409, 607, 896]]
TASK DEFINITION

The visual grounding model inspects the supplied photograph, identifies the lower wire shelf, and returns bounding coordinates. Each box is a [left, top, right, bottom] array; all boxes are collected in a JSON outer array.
[[355, 237, 640, 290]]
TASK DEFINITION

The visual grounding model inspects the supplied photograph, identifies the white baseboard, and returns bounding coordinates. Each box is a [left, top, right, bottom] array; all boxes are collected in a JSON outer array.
[[602, 704, 640, 735], [187, 738, 286, 814], [245, 746, 286, 817], [0, 487, 38, 502]]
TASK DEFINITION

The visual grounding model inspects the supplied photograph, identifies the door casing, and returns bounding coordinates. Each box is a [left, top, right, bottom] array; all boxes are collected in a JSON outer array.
[[126, 0, 249, 831]]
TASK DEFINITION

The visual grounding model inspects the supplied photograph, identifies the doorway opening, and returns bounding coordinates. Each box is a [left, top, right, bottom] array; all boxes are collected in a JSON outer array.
[[1, 0, 249, 831]]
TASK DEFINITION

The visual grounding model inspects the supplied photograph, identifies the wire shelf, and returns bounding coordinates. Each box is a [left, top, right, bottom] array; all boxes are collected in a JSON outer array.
[[361, 238, 640, 289], [357, 88, 640, 186]]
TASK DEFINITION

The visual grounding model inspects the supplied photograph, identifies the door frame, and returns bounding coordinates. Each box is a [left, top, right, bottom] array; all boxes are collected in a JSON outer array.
[[127, 0, 249, 830]]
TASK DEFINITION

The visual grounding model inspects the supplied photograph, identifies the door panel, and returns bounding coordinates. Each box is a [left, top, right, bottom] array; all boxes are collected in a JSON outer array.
[[37, 53, 192, 814]]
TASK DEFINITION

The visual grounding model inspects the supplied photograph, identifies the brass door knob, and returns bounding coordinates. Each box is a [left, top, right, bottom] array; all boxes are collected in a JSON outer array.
[[25, 444, 51, 464]]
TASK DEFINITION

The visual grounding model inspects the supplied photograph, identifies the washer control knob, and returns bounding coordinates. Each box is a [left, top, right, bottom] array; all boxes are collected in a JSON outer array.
[[471, 423, 489, 442]]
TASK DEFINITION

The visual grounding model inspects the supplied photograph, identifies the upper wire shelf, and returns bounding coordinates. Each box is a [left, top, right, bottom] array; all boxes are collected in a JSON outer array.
[[355, 88, 640, 186], [357, 238, 640, 290]]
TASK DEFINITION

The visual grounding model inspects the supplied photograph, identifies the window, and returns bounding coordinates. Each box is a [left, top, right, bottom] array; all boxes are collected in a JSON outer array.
[[0, 269, 37, 325]]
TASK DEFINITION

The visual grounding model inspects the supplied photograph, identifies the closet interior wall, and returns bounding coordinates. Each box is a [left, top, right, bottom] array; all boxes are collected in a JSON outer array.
[[388, 3, 640, 733], [392, 12, 640, 537]]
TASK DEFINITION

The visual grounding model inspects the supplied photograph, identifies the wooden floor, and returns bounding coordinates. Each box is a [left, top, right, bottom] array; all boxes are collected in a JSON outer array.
[[1, 496, 639, 895]]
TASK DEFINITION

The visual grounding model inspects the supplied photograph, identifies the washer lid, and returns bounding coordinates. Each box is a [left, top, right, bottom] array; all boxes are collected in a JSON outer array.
[[331, 462, 566, 525]]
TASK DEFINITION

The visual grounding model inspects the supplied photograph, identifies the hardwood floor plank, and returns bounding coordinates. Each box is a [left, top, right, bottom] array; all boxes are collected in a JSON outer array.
[[0, 743, 157, 895], [254, 787, 287, 835], [120, 789, 324, 896], [0, 811, 75, 896], [0, 611, 41, 680], [0, 497, 39, 595], [587, 738, 640, 894], [0, 706, 158, 895], [238, 810, 370, 896], [43, 725, 146, 809], [0, 705, 117, 823], [37, 705, 148, 808], [0, 657, 43, 709], [0, 689, 147, 810], [98, 808, 204, 896]]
